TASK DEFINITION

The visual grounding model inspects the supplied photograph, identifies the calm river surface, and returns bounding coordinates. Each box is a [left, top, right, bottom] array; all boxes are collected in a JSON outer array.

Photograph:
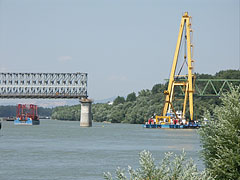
[[0, 120, 203, 180]]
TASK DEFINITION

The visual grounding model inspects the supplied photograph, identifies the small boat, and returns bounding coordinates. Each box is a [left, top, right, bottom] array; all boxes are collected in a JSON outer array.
[[3, 117, 16, 121]]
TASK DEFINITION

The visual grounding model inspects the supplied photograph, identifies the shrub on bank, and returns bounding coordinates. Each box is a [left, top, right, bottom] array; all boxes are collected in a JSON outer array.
[[103, 150, 213, 180], [199, 85, 240, 180]]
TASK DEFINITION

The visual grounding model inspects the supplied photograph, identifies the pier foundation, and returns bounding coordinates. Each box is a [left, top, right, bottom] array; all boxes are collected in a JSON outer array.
[[80, 98, 92, 127]]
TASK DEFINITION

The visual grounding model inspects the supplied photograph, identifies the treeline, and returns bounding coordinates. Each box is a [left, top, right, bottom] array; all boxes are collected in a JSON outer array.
[[52, 70, 240, 123], [51, 105, 80, 121], [0, 105, 52, 117]]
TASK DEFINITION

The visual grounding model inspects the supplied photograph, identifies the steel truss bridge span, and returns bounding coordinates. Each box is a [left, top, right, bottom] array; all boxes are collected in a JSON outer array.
[[0, 72, 87, 99], [172, 79, 240, 97]]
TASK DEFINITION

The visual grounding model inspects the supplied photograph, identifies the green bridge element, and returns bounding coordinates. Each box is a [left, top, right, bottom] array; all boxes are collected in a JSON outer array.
[[172, 79, 240, 97], [194, 79, 240, 97]]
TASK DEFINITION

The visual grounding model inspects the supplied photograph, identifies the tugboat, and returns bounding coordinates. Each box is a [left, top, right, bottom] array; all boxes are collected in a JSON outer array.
[[14, 104, 40, 125]]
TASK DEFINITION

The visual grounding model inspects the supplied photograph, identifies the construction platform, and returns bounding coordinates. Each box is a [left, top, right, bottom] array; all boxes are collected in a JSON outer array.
[[14, 118, 40, 125], [143, 123, 200, 129]]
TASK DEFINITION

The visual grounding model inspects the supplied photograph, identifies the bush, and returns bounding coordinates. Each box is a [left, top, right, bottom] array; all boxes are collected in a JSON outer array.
[[103, 150, 212, 180], [199, 85, 240, 180]]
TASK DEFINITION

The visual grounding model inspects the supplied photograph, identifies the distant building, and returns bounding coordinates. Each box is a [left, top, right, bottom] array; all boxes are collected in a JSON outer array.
[[108, 101, 113, 105]]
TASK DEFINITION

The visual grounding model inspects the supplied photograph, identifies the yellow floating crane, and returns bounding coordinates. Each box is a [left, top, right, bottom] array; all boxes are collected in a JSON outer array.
[[161, 12, 195, 121]]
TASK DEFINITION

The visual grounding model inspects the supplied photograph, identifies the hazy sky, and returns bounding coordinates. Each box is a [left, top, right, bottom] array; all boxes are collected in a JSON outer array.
[[0, 0, 239, 104]]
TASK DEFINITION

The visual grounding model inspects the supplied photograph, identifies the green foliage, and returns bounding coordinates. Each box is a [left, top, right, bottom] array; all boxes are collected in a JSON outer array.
[[104, 150, 213, 180], [199, 85, 240, 180], [151, 83, 167, 94], [126, 92, 136, 102], [37, 107, 52, 117], [215, 69, 240, 79], [0, 106, 16, 117], [109, 104, 125, 123], [92, 103, 111, 122], [51, 105, 80, 121], [113, 96, 125, 106]]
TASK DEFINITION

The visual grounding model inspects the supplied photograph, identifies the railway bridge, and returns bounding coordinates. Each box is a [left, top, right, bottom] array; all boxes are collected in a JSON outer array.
[[0, 72, 92, 127], [172, 78, 240, 97]]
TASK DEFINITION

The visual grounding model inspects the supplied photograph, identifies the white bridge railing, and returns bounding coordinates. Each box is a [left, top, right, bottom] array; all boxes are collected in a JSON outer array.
[[0, 72, 87, 99]]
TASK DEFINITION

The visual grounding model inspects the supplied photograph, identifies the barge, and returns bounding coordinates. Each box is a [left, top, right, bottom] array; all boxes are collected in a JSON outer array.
[[14, 118, 40, 125], [143, 111, 200, 129], [14, 104, 40, 125], [143, 123, 200, 129]]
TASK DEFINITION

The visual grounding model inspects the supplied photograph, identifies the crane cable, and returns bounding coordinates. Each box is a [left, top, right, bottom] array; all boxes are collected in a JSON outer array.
[[177, 24, 188, 78]]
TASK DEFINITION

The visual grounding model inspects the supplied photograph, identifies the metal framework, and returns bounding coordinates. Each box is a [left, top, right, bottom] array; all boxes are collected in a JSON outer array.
[[0, 72, 87, 99], [17, 104, 39, 120], [162, 12, 194, 120], [177, 79, 240, 97]]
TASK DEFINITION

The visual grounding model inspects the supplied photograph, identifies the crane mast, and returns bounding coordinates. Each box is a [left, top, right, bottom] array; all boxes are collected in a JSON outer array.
[[162, 12, 194, 121]]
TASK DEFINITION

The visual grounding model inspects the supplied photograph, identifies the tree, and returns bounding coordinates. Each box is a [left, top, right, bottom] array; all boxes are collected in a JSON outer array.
[[151, 83, 166, 94], [215, 69, 240, 79], [138, 89, 151, 97], [126, 92, 136, 102], [113, 96, 125, 106], [199, 85, 240, 180]]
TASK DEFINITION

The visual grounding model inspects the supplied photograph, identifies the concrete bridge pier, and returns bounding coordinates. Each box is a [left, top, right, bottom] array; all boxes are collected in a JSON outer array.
[[80, 98, 92, 127]]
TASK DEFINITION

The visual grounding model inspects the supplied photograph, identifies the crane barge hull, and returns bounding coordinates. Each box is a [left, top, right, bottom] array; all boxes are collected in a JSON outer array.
[[143, 124, 200, 129], [14, 118, 40, 125]]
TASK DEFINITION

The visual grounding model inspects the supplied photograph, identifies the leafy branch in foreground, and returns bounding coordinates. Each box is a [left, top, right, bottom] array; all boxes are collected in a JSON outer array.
[[199, 85, 240, 180], [103, 150, 212, 180]]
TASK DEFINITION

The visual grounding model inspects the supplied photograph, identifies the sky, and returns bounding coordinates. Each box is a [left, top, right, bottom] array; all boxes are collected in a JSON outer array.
[[0, 0, 239, 106]]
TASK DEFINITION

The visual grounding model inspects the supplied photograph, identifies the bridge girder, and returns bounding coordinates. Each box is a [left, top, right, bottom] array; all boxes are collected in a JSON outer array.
[[173, 79, 240, 97], [0, 72, 88, 99]]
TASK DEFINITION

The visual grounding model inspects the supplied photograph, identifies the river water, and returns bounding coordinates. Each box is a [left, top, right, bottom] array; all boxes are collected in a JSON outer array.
[[0, 120, 204, 180]]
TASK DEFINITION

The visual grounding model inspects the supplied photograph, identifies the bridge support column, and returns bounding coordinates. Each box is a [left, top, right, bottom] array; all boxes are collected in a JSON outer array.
[[80, 98, 92, 127]]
